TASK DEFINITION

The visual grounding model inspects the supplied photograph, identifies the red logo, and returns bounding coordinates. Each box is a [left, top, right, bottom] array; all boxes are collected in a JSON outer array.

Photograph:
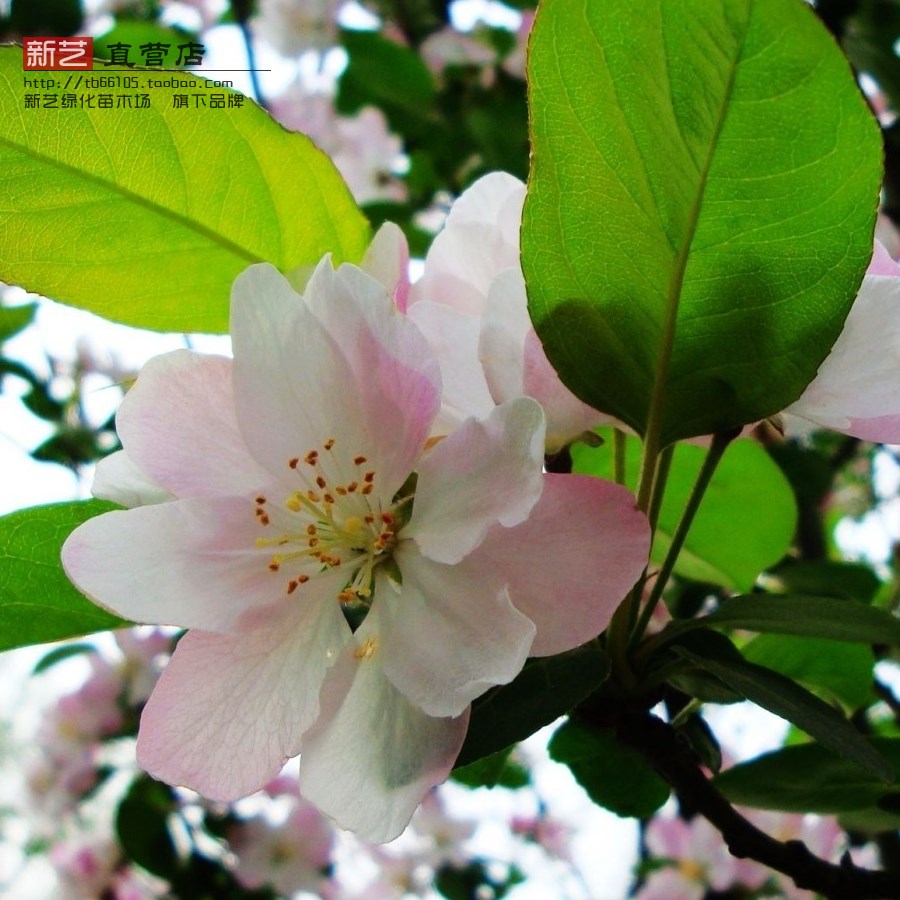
[[23, 38, 93, 71]]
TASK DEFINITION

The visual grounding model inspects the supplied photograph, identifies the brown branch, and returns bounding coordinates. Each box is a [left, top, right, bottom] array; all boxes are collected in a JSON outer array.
[[616, 709, 900, 899]]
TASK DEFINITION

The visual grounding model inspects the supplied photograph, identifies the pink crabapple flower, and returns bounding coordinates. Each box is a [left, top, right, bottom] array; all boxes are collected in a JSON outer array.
[[403, 172, 612, 450], [229, 798, 334, 894], [254, 0, 342, 56], [781, 239, 900, 443], [62, 254, 650, 841], [637, 814, 758, 900], [268, 81, 407, 205]]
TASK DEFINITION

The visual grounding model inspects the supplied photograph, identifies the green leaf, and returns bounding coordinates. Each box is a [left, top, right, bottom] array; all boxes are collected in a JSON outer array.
[[714, 738, 900, 816], [32, 641, 97, 674], [841, 0, 900, 105], [661, 593, 900, 644], [672, 631, 892, 780], [338, 29, 436, 137], [116, 775, 178, 880], [0, 302, 36, 343], [0, 501, 130, 652], [452, 747, 530, 789], [523, 0, 881, 445], [742, 633, 875, 709], [573, 434, 796, 591], [549, 719, 669, 818], [768, 559, 882, 603], [456, 641, 610, 768], [0, 48, 370, 332]]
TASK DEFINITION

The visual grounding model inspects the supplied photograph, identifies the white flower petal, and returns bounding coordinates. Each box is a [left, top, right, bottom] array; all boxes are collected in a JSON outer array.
[[360, 221, 410, 311], [137, 599, 348, 801], [410, 172, 524, 315], [231, 262, 440, 497], [62, 497, 339, 632], [481, 268, 607, 449], [114, 350, 270, 499], [406, 300, 496, 430], [300, 620, 469, 842], [91, 450, 173, 508], [785, 273, 900, 440], [381, 548, 535, 717], [406, 397, 545, 564]]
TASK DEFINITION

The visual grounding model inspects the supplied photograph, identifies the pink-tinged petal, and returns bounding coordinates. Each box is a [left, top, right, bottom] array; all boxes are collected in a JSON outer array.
[[481, 269, 608, 450], [406, 300, 496, 431], [867, 238, 900, 277], [475, 474, 650, 656], [406, 397, 545, 564], [784, 273, 900, 441], [91, 450, 173, 508], [137, 599, 349, 802], [115, 350, 270, 499], [361, 222, 411, 312], [379, 546, 535, 717], [62, 497, 338, 632], [843, 413, 900, 442], [231, 262, 440, 497], [636, 869, 704, 900], [410, 172, 524, 316], [299, 620, 469, 842]]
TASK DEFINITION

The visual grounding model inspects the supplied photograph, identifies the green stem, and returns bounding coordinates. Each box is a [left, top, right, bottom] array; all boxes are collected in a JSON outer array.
[[646, 444, 674, 536], [633, 429, 740, 642], [608, 441, 676, 686]]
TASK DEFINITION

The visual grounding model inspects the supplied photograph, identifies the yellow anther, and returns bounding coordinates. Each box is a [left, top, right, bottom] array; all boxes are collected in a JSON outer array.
[[354, 637, 378, 661], [344, 516, 363, 534], [285, 492, 303, 512]]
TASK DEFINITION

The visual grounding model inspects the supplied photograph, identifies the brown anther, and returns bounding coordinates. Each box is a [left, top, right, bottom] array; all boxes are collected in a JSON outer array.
[[335, 486, 347, 496], [289, 457, 299, 469], [268, 561, 280, 572], [364, 514, 375, 524], [381, 513, 394, 524], [338, 589, 354, 604], [255, 496, 266, 505], [324, 438, 336, 450], [259, 514, 270, 525], [307, 490, 321, 502], [361, 484, 373, 495], [287, 580, 299, 594], [308, 537, 319, 547], [298, 574, 310, 584], [354, 455, 367, 465], [306, 524, 317, 535], [347, 481, 358, 493], [323, 493, 335, 504], [316, 475, 327, 489], [363, 471, 375, 483], [304, 450, 318, 465]]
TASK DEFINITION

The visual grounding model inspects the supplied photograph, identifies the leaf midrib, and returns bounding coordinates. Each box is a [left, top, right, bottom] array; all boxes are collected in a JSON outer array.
[[0, 133, 261, 266], [644, 13, 749, 450]]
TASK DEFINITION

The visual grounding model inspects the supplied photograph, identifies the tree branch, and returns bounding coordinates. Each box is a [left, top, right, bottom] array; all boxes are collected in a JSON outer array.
[[616, 709, 900, 899]]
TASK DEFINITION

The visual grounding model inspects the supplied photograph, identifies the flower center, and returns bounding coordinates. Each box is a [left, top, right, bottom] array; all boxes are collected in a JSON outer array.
[[253, 438, 408, 616]]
